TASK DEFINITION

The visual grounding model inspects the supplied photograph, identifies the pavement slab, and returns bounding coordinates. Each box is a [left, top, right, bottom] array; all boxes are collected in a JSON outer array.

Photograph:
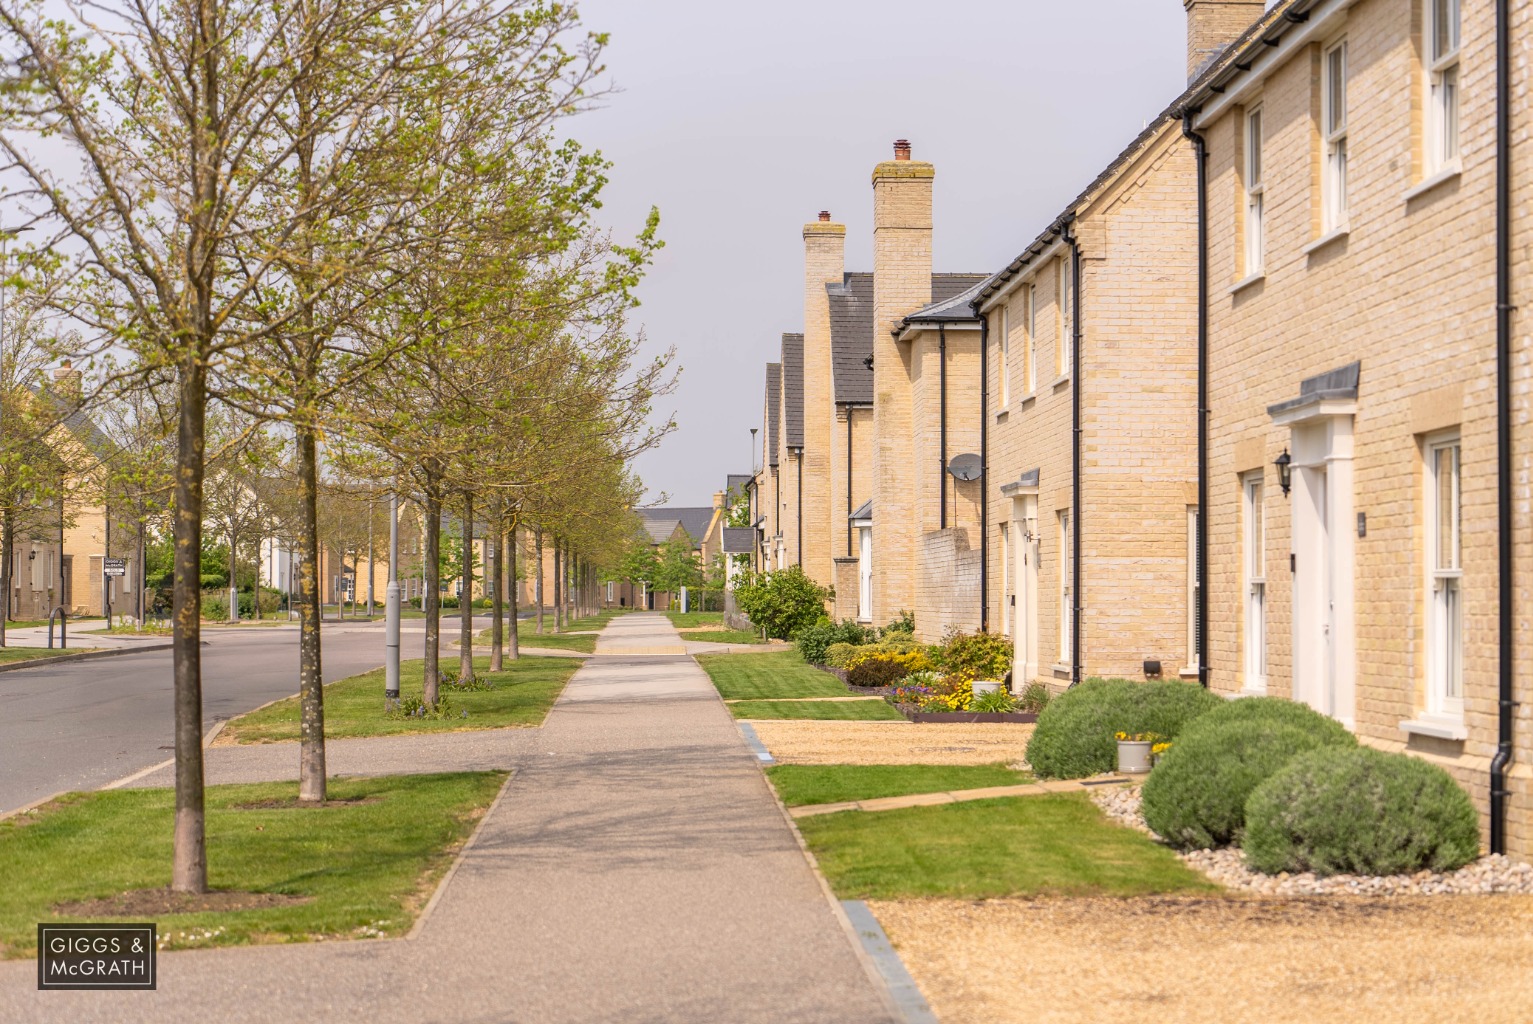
[[0, 611, 895, 1023]]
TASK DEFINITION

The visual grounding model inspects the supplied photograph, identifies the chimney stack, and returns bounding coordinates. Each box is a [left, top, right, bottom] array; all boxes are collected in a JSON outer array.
[[799, 209, 846, 590], [1184, 1, 1265, 82], [713, 490, 725, 511], [51, 359, 82, 401]]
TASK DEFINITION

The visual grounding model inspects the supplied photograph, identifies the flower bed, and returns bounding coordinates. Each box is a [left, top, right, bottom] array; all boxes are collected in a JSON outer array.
[[896, 709, 1038, 724]]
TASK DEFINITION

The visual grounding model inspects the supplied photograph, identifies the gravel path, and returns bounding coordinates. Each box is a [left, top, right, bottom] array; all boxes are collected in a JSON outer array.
[[751, 720, 1034, 765], [871, 894, 1533, 1024], [1093, 785, 1533, 896]]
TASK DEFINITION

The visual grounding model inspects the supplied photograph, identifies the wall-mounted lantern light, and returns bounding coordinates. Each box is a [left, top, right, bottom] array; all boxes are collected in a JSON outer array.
[[1274, 448, 1292, 497]]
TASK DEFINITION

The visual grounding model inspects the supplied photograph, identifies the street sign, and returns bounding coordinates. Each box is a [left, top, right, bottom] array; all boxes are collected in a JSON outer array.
[[103, 558, 126, 578]]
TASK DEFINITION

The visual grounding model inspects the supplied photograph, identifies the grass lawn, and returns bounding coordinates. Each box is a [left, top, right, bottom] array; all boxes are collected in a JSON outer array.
[[684, 628, 767, 645], [729, 698, 904, 721], [564, 609, 624, 632], [221, 655, 579, 743], [474, 629, 595, 654], [797, 795, 1218, 900], [0, 647, 93, 666], [0, 772, 504, 958], [667, 611, 723, 628], [84, 623, 176, 636], [766, 763, 1030, 807], [697, 650, 848, 699]]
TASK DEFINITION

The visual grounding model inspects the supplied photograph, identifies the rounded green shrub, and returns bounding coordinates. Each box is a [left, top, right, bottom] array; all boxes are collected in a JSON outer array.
[[824, 642, 860, 669], [1244, 746, 1481, 877], [1141, 709, 1356, 850], [1182, 695, 1357, 745], [847, 656, 918, 688], [795, 617, 873, 665], [1024, 679, 1224, 779]]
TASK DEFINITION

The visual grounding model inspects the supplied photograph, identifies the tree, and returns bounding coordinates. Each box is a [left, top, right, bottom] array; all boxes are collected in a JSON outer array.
[[650, 536, 703, 600], [733, 566, 832, 640]]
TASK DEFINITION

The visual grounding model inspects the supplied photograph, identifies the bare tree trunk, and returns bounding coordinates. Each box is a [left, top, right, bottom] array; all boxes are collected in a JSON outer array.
[[489, 496, 503, 673], [553, 538, 563, 631], [0, 512, 11, 646], [296, 425, 327, 803], [423, 484, 442, 706], [172, 359, 208, 893], [507, 524, 519, 661], [534, 527, 544, 634], [459, 491, 474, 684]]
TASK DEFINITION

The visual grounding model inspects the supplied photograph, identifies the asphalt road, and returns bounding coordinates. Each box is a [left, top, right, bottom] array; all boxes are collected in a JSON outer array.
[[0, 621, 434, 814]]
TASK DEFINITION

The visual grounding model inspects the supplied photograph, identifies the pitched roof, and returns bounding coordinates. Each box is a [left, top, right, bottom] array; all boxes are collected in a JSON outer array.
[[725, 473, 753, 495], [902, 278, 989, 328], [828, 273, 990, 405], [828, 273, 874, 405], [781, 333, 805, 449], [721, 527, 755, 554], [764, 362, 781, 467], [640, 506, 715, 547]]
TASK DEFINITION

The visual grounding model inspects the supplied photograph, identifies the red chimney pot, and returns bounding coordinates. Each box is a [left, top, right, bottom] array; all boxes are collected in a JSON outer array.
[[818, 210, 831, 222], [893, 139, 911, 161]]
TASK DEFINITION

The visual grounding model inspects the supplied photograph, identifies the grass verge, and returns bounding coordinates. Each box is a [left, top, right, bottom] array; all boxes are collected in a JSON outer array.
[[697, 650, 848, 699], [683, 628, 767, 645], [0, 772, 504, 958], [0, 647, 96, 666], [766, 763, 1030, 806], [473, 629, 595, 654], [221, 656, 578, 743], [564, 609, 625, 632], [797, 795, 1218, 900], [666, 611, 723, 628], [729, 699, 904, 721]]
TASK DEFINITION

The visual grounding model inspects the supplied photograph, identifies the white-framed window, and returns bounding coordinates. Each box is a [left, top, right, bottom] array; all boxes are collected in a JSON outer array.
[[1322, 40, 1348, 231], [857, 526, 872, 622], [1057, 257, 1072, 376], [1058, 510, 1072, 663], [1426, 0, 1461, 174], [1242, 474, 1266, 688], [1000, 522, 1011, 636], [1426, 433, 1463, 718], [1026, 283, 1038, 393], [997, 305, 1010, 407], [1244, 105, 1265, 274]]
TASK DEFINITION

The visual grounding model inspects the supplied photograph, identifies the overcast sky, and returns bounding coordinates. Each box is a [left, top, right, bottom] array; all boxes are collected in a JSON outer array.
[[570, 1, 1198, 508]]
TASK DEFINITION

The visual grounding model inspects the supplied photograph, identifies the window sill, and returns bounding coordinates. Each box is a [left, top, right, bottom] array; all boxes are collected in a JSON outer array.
[[1178, 666, 1201, 680], [1401, 716, 1468, 741], [1052, 376, 1071, 393], [1050, 662, 1072, 677], [994, 408, 1009, 423], [1404, 164, 1461, 203], [1227, 271, 1265, 296], [1301, 225, 1349, 256]]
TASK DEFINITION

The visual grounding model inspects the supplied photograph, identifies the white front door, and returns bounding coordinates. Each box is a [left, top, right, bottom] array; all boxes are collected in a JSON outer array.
[[1012, 495, 1039, 689], [857, 527, 872, 621]]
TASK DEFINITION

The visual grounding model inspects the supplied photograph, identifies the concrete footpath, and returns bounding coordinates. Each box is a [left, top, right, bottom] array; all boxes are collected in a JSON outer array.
[[0, 613, 896, 1024]]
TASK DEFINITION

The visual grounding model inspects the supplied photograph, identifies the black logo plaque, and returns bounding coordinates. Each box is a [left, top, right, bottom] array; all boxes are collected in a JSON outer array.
[[37, 923, 157, 990]]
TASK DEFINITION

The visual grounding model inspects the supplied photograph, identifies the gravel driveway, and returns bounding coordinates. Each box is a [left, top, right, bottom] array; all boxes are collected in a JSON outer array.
[[871, 894, 1533, 1023]]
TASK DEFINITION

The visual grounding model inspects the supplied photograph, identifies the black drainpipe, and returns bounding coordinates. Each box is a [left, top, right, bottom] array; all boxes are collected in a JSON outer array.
[[845, 405, 854, 557], [939, 324, 949, 529], [1064, 217, 1082, 687], [978, 307, 990, 633], [1182, 110, 1211, 689], [1491, 0, 1516, 855]]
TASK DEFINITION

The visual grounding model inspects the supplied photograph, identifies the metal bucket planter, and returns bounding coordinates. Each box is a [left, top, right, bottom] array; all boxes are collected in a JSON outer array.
[[1117, 740, 1154, 774], [971, 679, 1003, 698]]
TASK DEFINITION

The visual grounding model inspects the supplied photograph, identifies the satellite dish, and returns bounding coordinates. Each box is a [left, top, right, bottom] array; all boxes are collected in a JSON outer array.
[[947, 453, 982, 482]]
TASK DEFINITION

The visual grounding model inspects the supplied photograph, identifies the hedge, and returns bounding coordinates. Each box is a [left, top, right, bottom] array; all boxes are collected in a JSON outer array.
[[1140, 700, 1356, 849], [1244, 746, 1481, 877], [1024, 679, 1224, 779]]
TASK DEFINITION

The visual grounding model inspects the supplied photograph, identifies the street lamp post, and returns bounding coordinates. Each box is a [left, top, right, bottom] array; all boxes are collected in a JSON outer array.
[[385, 490, 400, 709]]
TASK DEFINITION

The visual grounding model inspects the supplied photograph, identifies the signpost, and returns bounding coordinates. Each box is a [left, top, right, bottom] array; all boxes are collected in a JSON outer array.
[[103, 558, 125, 628], [102, 558, 126, 577]]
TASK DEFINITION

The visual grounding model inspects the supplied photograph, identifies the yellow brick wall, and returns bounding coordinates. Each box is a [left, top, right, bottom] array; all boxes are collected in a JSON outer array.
[[801, 222, 845, 591], [870, 157, 935, 624], [1200, 0, 1533, 856]]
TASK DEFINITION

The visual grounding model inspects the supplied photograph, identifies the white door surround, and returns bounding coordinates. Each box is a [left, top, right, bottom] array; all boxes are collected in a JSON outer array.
[[1269, 362, 1359, 729], [1002, 471, 1041, 692]]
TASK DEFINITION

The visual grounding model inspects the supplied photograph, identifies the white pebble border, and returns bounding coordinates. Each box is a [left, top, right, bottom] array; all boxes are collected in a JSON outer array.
[[1091, 785, 1533, 896]]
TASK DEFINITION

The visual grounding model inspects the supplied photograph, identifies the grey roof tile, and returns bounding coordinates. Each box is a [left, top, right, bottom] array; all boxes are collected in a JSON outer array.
[[781, 333, 805, 449], [721, 527, 755, 554], [765, 362, 781, 467], [829, 273, 988, 405]]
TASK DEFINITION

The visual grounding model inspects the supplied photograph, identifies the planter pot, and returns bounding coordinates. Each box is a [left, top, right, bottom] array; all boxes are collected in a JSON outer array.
[[971, 679, 1003, 698], [1117, 740, 1154, 774]]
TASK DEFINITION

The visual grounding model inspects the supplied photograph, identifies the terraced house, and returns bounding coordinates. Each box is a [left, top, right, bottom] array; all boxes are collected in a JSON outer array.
[[1178, 0, 1532, 857]]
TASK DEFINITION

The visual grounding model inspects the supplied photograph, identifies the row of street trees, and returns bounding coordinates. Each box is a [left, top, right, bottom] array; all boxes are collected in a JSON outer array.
[[0, 0, 672, 892]]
